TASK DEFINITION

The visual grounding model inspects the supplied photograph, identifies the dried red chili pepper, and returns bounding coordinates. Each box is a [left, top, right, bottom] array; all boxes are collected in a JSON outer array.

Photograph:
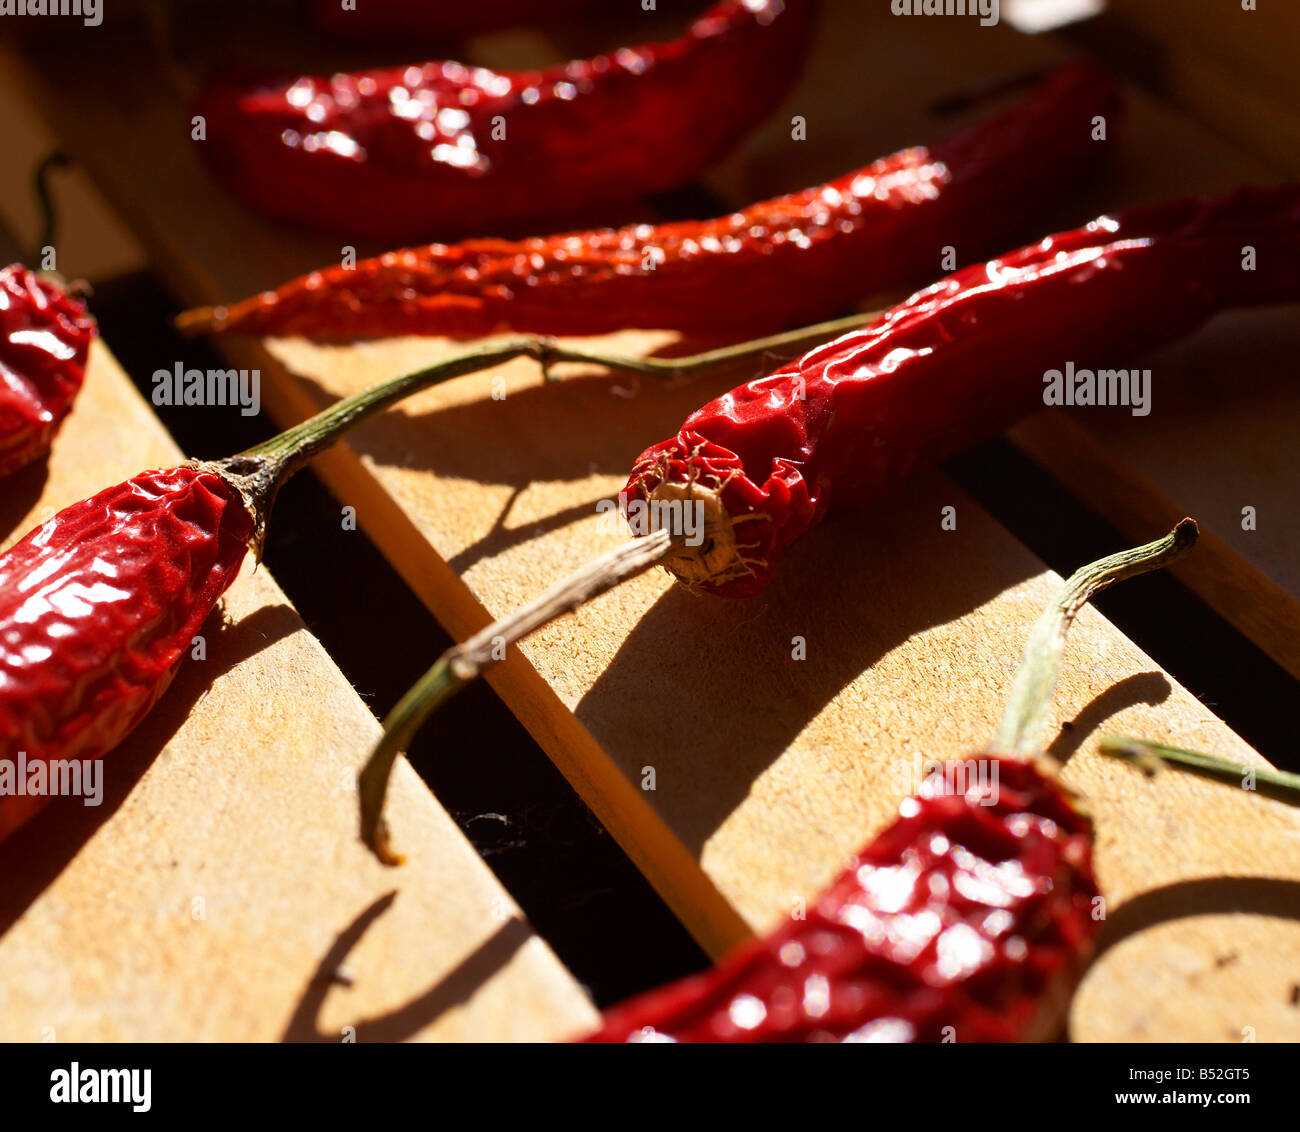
[[579, 522, 1197, 1042], [587, 760, 1094, 1042], [355, 186, 1299, 863], [0, 264, 95, 478], [0, 469, 251, 839], [625, 184, 1300, 598], [193, 0, 817, 242], [0, 348, 519, 840], [0, 319, 857, 843], [179, 62, 1118, 341]]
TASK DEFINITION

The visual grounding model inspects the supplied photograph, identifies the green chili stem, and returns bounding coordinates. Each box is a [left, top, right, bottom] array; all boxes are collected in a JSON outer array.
[[359, 528, 676, 864], [991, 519, 1199, 757], [209, 310, 880, 544], [1099, 737, 1300, 805]]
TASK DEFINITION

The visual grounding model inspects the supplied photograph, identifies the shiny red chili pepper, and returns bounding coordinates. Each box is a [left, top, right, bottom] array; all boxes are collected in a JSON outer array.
[[0, 264, 95, 477], [625, 185, 1300, 598], [178, 62, 1118, 341], [584, 757, 1095, 1042], [0, 469, 252, 840], [193, 0, 817, 242], [0, 333, 576, 843]]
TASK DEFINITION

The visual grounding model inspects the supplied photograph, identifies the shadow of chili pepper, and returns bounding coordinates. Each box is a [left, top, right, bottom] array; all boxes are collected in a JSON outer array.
[[0, 460, 50, 544], [1068, 874, 1300, 1040], [445, 493, 608, 577], [280, 894, 533, 1043], [1046, 671, 1173, 765], [271, 354, 748, 579], [571, 474, 1033, 858], [1088, 875, 1300, 967], [0, 601, 299, 939]]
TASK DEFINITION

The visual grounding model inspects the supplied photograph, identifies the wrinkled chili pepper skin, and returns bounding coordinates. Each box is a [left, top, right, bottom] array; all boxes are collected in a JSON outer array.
[[0, 468, 253, 840], [181, 63, 1116, 341], [195, 0, 816, 242], [0, 265, 96, 477], [584, 758, 1095, 1042], [626, 185, 1300, 597]]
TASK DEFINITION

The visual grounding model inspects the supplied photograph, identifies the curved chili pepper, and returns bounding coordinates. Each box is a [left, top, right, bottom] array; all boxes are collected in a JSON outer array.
[[0, 469, 252, 839], [625, 185, 1300, 597], [0, 264, 96, 477], [193, 0, 817, 241], [584, 757, 1095, 1042], [179, 62, 1118, 341]]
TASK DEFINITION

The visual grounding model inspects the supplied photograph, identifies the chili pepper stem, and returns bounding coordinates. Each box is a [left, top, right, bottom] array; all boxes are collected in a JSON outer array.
[[1100, 737, 1300, 805], [359, 528, 676, 864], [537, 309, 876, 383], [202, 310, 879, 553], [357, 518, 1202, 863], [991, 518, 1199, 758]]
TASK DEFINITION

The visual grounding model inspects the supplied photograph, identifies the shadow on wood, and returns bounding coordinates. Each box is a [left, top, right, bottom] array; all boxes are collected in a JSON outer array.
[[0, 459, 49, 543], [576, 479, 1036, 856], [280, 895, 534, 1043], [1047, 670, 1173, 765], [0, 601, 299, 939], [1092, 874, 1300, 962]]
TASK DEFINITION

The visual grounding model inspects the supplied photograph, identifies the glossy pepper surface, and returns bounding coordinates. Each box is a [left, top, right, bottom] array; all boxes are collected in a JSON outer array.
[[179, 62, 1118, 341], [0, 264, 96, 477], [585, 758, 1095, 1042], [625, 185, 1300, 597], [0, 468, 253, 839], [194, 0, 816, 241], [0, 328, 631, 845]]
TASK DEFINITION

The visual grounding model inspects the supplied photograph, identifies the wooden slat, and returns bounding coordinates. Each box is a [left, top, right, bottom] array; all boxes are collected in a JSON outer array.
[[0, 343, 597, 1042], [9, 4, 1300, 1040]]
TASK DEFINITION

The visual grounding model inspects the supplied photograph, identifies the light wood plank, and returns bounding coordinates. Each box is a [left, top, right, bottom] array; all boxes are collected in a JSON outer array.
[[0, 343, 597, 1042]]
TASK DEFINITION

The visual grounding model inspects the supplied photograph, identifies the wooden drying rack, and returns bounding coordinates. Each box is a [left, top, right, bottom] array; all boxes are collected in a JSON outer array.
[[1, 0, 1297, 1041]]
